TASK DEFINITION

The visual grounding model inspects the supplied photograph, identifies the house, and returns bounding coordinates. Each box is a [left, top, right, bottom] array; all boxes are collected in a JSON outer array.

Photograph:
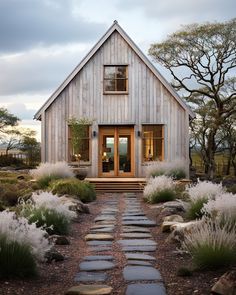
[[34, 21, 194, 178]]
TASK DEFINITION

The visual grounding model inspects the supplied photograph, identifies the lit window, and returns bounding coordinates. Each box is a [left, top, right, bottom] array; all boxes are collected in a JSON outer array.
[[68, 125, 90, 162], [104, 66, 128, 93], [142, 125, 164, 162]]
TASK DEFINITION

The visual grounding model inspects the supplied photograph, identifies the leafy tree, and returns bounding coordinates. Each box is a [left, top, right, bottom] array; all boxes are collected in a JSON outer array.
[[19, 130, 41, 166], [1, 128, 22, 155], [149, 19, 236, 178], [0, 108, 19, 134]]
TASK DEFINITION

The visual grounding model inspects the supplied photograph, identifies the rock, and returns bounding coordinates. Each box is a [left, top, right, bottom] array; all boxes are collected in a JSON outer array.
[[17, 175, 25, 180], [211, 271, 236, 295], [45, 248, 64, 262], [60, 196, 90, 214], [123, 266, 162, 281], [74, 272, 108, 282], [169, 221, 202, 243], [79, 261, 115, 271], [125, 253, 156, 261], [126, 283, 166, 295], [85, 234, 114, 241], [162, 200, 189, 213], [161, 221, 180, 233], [49, 235, 70, 245], [163, 214, 184, 223], [65, 285, 112, 295]]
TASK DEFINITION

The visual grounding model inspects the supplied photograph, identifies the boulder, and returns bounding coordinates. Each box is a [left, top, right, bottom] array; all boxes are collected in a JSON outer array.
[[163, 214, 184, 223], [169, 221, 201, 243], [60, 195, 90, 214], [49, 235, 70, 245], [162, 200, 190, 213], [211, 271, 236, 295], [45, 248, 64, 263], [161, 221, 180, 233]]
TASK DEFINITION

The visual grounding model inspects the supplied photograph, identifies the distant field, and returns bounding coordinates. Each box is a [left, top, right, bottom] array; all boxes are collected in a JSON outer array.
[[191, 152, 234, 176]]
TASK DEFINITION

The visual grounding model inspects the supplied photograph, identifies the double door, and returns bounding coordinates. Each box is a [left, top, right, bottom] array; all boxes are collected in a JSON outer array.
[[99, 126, 134, 177]]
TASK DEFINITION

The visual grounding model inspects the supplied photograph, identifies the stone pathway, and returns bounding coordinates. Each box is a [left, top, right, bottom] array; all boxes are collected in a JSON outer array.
[[65, 193, 166, 295]]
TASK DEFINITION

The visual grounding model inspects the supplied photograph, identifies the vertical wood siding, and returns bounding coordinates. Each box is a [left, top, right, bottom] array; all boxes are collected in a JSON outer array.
[[42, 31, 189, 176]]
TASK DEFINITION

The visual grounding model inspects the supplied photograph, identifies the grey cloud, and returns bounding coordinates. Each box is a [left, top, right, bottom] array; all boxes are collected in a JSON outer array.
[[0, 46, 88, 95], [7, 103, 36, 120], [116, 0, 235, 23], [0, 0, 105, 53]]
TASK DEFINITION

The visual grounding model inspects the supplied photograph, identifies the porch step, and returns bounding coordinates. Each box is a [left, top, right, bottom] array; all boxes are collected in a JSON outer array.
[[86, 178, 146, 193]]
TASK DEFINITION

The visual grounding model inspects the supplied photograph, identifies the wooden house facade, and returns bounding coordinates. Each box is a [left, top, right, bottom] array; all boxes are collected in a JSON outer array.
[[35, 21, 194, 178]]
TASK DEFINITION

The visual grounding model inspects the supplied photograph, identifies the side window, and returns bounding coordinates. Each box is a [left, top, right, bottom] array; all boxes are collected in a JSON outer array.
[[142, 125, 164, 162]]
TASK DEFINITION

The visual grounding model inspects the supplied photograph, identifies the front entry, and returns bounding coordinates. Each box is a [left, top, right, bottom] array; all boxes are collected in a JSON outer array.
[[99, 126, 134, 177]]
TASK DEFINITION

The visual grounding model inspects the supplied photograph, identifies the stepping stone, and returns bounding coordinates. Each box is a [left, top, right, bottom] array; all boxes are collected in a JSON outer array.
[[83, 255, 114, 261], [85, 234, 114, 241], [118, 239, 156, 246], [75, 272, 108, 282], [89, 246, 112, 252], [122, 246, 157, 252], [90, 224, 114, 230], [125, 253, 156, 261], [126, 283, 166, 295], [87, 241, 112, 246], [90, 228, 114, 233], [120, 233, 152, 239], [79, 261, 115, 271], [122, 216, 148, 221], [122, 226, 151, 233], [65, 284, 112, 295], [122, 220, 156, 227], [95, 216, 115, 222], [123, 266, 162, 281], [96, 221, 116, 225], [123, 212, 145, 216], [127, 260, 152, 266]]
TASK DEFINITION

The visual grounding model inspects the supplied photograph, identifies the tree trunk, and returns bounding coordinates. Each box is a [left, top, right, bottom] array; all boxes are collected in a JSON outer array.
[[205, 129, 217, 179]]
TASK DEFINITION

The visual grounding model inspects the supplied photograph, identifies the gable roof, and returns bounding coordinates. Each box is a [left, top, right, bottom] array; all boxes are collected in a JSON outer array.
[[34, 21, 195, 120]]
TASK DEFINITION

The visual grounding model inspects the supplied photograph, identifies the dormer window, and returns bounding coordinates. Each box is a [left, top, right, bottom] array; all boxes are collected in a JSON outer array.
[[104, 65, 128, 93]]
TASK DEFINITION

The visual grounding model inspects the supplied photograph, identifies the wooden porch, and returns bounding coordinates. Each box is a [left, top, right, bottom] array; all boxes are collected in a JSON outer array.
[[86, 178, 146, 193]]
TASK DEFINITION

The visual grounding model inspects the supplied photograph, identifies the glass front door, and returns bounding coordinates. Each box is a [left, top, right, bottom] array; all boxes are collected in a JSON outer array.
[[99, 127, 134, 177]]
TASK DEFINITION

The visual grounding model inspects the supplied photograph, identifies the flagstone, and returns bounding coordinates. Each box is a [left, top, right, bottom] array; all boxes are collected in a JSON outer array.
[[123, 266, 162, 281], [122, 220, 156, 227], [127, 260, 152, 266], [83, 255, 114, 261], [122, 226, 151, 233], [87, 241, 112, 246], [79, 261, 115, 271], [125, 253, 156, 261], [65, 284, 112, 295], [126, 283, 166, 295], [95, 215, 116, 222], [120, 233, 152, 239], [85, 234, 114, 241], [75, 272, 108, 282], [118, 239, 156, 246], [122, 245, 157, 252]]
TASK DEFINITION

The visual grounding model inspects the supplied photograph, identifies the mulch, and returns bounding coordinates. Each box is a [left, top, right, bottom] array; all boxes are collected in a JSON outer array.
[[0, 193, 232, 295]]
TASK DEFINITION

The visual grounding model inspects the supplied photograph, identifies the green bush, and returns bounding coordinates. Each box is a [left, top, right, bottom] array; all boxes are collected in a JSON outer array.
[[0, 234, 37, 278], [50, 178, 96, 203], [37, 175, 60, 189], [148, 189, 176, 204], [191, 243, 235, 269], [0, 154, 25, 167], [177, 266, 193, 277], [167, 168, 186, 180], [23, 207, 70, 235], [187, 197, 208, 220]]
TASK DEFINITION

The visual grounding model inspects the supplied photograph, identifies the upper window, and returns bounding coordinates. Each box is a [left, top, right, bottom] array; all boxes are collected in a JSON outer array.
[[104, 66, 128, 93], [142, 125, 164, 162]]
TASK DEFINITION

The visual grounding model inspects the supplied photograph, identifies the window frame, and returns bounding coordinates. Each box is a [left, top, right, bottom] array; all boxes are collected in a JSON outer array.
[[141, 124, 164, 163], [68, 124, 91, 164], [103, 65, 128, 94]]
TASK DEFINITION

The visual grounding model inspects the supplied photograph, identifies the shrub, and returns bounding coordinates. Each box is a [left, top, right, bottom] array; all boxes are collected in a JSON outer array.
[[145, 159, 187, 180], [186, 181, 226, 220], [177, 266, 193, 277], [143, 175, 176, 203], [183, 217, 236, 269], [0, 154, 25, 167], [0, 234, 37, 278], [30, 162, 74, 188], [187, 197, 208, 220], [0, 210, 50, 261], [20, 192, 76, 235], [50, 178, 96, 203], [202, 193, 236, 230]]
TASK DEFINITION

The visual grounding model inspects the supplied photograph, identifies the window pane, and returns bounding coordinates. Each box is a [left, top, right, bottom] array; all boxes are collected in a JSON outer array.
[[117, 67, 126, 78], [69, 126, 90, 162], [117, 79, 127, 91], [142, 125, 163, 161], [104, 67, 116, 79], [104, 79, 115, 91]]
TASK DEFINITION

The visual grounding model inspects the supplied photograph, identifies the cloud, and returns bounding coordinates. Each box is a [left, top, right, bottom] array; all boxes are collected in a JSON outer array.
[[7, 103, 36, 120], [0, 44, 90, 96], [0, 0, 106, 53]]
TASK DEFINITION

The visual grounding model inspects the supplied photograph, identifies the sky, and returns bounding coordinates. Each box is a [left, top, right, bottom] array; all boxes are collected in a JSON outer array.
[[0, 0, 235, 141]]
